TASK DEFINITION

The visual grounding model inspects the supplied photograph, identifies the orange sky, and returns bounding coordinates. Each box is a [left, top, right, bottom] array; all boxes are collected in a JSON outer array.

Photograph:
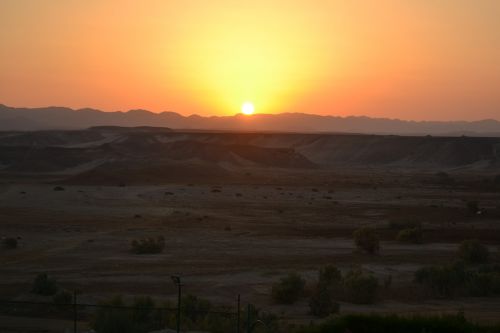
[[1, 0, 499, 120]]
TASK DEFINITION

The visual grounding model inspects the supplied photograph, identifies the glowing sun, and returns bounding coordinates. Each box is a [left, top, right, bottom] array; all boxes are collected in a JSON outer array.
[[241, 102, 255, 115]]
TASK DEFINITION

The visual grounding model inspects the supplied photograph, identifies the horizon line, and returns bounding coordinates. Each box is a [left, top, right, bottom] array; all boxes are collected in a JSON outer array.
[[1, 102, 500, 123]]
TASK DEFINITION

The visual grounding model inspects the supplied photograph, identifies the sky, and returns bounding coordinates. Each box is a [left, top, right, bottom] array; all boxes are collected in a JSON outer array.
[[1, 0, 499, 120]]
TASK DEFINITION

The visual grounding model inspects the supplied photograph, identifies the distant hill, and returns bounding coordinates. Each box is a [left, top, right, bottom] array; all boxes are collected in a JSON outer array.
[[1, 127, 499, 170], [1, 104, 500, 136]]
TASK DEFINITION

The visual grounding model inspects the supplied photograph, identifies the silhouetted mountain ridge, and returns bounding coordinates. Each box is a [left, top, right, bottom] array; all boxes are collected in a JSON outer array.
[[1, 104, 500, 136]]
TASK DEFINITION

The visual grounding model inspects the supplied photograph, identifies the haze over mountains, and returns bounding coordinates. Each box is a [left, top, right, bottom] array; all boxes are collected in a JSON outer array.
[[2, 104, 500, 136]]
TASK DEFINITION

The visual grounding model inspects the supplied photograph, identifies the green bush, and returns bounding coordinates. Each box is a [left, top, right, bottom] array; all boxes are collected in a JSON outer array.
[[296, 313, 500, 333], [1, 237, 18, 249], [130, 236, 165, 254], [318, 265, 342, 287], [162, 295, 238, 333], [271, 272, 306, 304], [130, 296, 162, 332], [415, 262, 500, 298], [31, 273, 58, 296], [353, 227, 380, 254], [308, 265, 343, 318], [342, 269, 379, 304], [414, 262, 466, 298], [93, 296, 132, 333], [58, 290, 291, 333], [53, 289, 73, 305], [309, 285, 340, 318], [458, 240, 490, 264], [92, 296, 163, 333], [465, 271, 500, 296], [396, 227, 423, 244], [181, 294, 212, 322]]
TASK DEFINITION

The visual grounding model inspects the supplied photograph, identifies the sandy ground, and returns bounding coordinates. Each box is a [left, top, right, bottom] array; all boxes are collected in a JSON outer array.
[[1, 171, 500, 331]]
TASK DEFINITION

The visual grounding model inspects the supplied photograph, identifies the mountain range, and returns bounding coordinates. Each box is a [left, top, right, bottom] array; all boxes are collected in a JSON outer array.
[[1, 104, 500, 136]]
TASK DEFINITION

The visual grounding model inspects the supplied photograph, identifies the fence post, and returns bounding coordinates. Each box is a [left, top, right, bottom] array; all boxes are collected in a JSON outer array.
[[246, 304, 251, 333], [73, 290, 77, 333], [237, 294, 241, 333], [176, 283, 182, 333], [171, 276, 182, 333]]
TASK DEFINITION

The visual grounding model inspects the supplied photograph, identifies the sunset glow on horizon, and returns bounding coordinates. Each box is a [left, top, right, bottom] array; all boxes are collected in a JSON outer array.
[[241, 102, 255, 116], [1, 1, 499, 120]]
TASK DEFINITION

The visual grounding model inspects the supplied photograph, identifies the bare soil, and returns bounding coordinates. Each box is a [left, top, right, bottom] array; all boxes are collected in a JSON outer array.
[[1, 169, 500, 331]]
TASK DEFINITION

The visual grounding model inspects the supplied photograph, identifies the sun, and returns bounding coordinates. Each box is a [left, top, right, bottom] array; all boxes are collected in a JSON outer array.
[[241, 102, 255, 115]]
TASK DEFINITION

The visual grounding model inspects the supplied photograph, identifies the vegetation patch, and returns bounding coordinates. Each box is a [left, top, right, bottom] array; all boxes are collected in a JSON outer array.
[[93, 296, 164, 333], [296, 313, 500, 333], [396, 227, 423, 244], [1, 237, 18, 249], [131, 236, 165, 254], [342, 268, 379, 304], [415, 261, 500, 298], [308, 265, 342, 317], [388, 220, 421, 230], [271, 272, 306, 304], [458, 239, 490, 264], [53, 289, 73, 305], [31, 273, 58, 296], [353, 227, 380, 254]]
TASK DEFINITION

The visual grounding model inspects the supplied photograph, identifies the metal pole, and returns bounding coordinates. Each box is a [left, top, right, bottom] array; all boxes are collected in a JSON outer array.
[[73, 291, 77, 333], [237, 294, 241, 333], [176, 283, 182, 333], [246, 304, 251, 333]]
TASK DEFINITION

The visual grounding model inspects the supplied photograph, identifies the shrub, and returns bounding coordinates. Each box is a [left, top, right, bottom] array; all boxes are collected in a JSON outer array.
[[296, 313, 499, 333], [396, 227, 423, 244], [309, 285, 340, 318], [271, 272, 306, 304], [465, 271, 500, 296], [415, 262, 500, 298], [31, 273, 58, 296], [388, 220, 420, 230], [308, 265, 342, 318], [318, 265, 342, 287], [1, 237, 18, 249], [92, 296, 133, 333], [242, 304, 281, 333], [414, 264, 463, 298], [458, 240, 490, 264], [181, 294, 212, 322], [466, 201, 480, 214], [92, 295, 242, 333], [353, 227, 380, 254], [53, 289, 73, 305], [131, 236, 165, 254], [475, 265, 500, 294], [131, 296, 161, 332], [92, 296, 163, 333], [342, 269, 379, 304]]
